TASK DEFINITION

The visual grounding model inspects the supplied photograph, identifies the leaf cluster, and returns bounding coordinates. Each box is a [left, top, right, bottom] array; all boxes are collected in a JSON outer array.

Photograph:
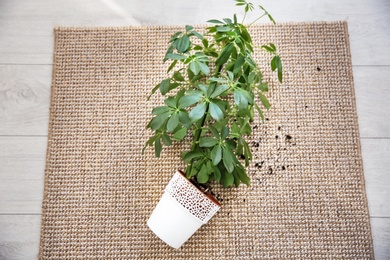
[[145, 1, 283, 188]]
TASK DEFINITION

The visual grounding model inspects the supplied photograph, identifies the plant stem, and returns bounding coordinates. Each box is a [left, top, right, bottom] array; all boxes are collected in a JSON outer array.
[[241, 12, 247, 24], [248, 13, 266, 27]]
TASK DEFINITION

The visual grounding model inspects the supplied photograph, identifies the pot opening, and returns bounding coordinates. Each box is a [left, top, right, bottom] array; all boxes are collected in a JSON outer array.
[[177, 170, 222, 207]]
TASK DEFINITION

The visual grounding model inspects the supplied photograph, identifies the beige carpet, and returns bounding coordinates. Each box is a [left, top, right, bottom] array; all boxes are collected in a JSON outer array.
[[39, 22, 374, 259]]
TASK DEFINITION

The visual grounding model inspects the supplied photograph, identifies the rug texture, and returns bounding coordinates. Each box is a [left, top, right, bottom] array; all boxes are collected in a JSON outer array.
[[40, 21, 374, 259]]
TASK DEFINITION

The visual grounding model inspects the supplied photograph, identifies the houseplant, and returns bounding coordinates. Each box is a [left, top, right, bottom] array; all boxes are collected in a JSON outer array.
[[145, 0, 283, 249]]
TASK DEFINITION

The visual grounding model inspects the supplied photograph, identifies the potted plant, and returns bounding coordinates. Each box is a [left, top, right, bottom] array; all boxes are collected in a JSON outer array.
[[144, 0, 283, 249]]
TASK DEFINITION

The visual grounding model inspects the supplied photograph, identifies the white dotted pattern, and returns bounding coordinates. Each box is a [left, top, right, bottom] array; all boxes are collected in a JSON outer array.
[[165, 171, 220, 224]]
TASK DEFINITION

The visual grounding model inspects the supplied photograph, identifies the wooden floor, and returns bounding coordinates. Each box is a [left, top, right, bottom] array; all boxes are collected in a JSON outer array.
[[0, 0, 389, 259]]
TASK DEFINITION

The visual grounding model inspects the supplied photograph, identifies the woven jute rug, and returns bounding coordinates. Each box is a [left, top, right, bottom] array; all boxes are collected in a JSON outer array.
[[40, 21, 374, 259]]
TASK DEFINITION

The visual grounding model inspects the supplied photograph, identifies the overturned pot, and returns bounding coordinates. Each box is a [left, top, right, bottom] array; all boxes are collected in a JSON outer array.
[[147, 170, 221, 249]]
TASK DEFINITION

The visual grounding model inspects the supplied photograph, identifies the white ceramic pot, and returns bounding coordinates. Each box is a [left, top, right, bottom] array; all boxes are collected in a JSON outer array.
[[147, 170, 221, 249]]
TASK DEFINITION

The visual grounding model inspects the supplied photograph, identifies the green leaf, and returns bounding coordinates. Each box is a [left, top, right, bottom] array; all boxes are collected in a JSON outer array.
[[155, 138, 162, 157], [162, 133, 172, 146], [147, 83, 160, 100], [243, 139, 252, 166], [152, 106, 170, 115], [262, 45, 274, 53], [176, 88, 186, 104], [222, 147, 235, 173], [212, 118, 229, 132], [234, 89, 248, 110], [227, 71, 234, 81], [233, 55, 246, 74], [217, 25, 231, 32], [199, 137, 218, 147], [165, 53, 186, 60], [221, 171, 234, 187], [211, 145, 222, 165], [209, 102, 224, 121], [183, 151, 203, 162], [259, 82, 269, 92], [167, 60, 178, 73], [211, 164, 221, 180], [197, 165, 209, 183], [237, 108, 251, 118], [173, 127, 187, 141], [271, 56, 277, 71], [169, 82, 181, 93], [191, 31, 204, 40], [223, 18, 232, 24], [149, 112, 170, 131], [185, 25, 194, 31], [189, 102, 207, 122], [194, 45, 203, 51], [165, 43, 176, 59], [258, 92, 271, 110], [231, 171, 240, 187], [167, 112, 179, 132], [269, 43, 276, 51], [210, 84, 228, 98], [179, 94, 202, 109], [176, 35, 190, 53], [208, 77, 228, 83], [268, 14, 276, 25], [276, 56, 283, 83], [179, 111, 192, 128], [145, 134, 160, 146], [221, 126, 229, 139], [207, 19, 225, 24], [248, 71, 256, 84], [236, 165, 250, 186], [159, 78, 171, 95], [240, 26, 252, 43], [199, 41, 207, 51], [231, 122, 240, 136], [208, 125, 219, 138], [245, 56, 256, 67], [197, 62, 210, 75], [173, 71, 185, 81], [225, 139, 237, 150], [206, 84, 216, 98], [206, 161, 214, 175], [197, 84, 208, 94], [254, 103, 265, 121], [164, 97, 177, 108], [216, 43, 234, 66], [169, 31, 182, 42], [189, 61, 201, 75]]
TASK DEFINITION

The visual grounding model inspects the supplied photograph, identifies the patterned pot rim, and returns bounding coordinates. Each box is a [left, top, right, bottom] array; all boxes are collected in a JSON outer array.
[[176, 170, 221, 207], [164, 170, 221, 224]]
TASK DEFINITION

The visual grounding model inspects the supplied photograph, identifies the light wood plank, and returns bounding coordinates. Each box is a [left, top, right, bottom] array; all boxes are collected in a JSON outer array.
[[354, 66, 390, 138], [0, 137, 46, 214], [0, 65, 51, 135], [0, 215, 41, 260], [361, 139, 390, 218], [0, 0, 389, 65], [371, 217, 390, 259]]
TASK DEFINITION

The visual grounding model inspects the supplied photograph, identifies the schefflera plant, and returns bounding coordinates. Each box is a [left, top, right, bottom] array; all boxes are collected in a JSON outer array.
[[145, 0, 282, 188]]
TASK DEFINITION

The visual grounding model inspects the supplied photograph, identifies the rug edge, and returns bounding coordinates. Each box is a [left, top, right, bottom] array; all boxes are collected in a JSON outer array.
[[342, 21, 375, 259], [52, 20, 347, 31], [38, 27, 60, 259]]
